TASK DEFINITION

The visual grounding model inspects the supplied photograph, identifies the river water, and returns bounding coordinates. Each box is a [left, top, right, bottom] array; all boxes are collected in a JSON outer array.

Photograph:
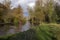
[[0, 21, 30, 36], [20, 21, 30, 32]]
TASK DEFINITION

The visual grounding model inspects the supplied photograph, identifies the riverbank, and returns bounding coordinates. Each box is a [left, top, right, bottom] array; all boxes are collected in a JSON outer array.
[[0, 24, 60, 40]]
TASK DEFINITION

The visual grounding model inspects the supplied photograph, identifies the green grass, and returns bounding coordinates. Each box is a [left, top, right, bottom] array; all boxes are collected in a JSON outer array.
[[0, 24, 60, 40]]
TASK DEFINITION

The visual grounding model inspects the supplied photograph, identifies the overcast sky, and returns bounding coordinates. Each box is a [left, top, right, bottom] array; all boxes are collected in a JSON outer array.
[[11, 0, 35, 7]]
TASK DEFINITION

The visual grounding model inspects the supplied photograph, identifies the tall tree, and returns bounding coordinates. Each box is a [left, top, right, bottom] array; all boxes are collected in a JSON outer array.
[[34, 0, 45, 22], [45, 0, 57, 23], [54, 3, 60, 23], [12, 5, 24, 32], [12, 5, 23, 22], [29, 0, 45, 25], [3, 0, 11, 9], [2, 0, 12, 23], [0, 3, 8, 23]]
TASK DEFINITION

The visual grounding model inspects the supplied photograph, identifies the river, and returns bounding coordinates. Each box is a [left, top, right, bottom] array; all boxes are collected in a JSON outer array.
[[7, 21, 30, 34], [0, 21, 30, 36], [20, 21, 30, 32]]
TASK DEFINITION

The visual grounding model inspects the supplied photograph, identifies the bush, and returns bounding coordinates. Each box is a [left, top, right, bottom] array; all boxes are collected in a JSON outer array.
[[0, 29, 37, 40]]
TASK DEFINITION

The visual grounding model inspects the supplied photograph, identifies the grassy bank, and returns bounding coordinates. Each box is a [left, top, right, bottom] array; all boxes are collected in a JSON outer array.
[[0, 24, 60, 40]]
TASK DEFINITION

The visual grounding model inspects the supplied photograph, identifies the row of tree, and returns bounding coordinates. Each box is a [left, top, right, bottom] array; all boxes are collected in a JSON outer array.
[[29, 0, 60, 25], [0, 0, 25, 27]]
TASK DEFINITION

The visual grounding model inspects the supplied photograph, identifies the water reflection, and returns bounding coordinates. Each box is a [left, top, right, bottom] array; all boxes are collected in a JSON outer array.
[[0, 25, 10, 36], [20, 21, 30, 32], [0, 21, 30, 36], [7, 26, 16, 34]]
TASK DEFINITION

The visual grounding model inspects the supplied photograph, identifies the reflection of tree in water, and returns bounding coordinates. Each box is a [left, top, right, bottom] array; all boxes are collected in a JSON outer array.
[[0, 19, 10, 36], [0, 19, 4, 27]]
